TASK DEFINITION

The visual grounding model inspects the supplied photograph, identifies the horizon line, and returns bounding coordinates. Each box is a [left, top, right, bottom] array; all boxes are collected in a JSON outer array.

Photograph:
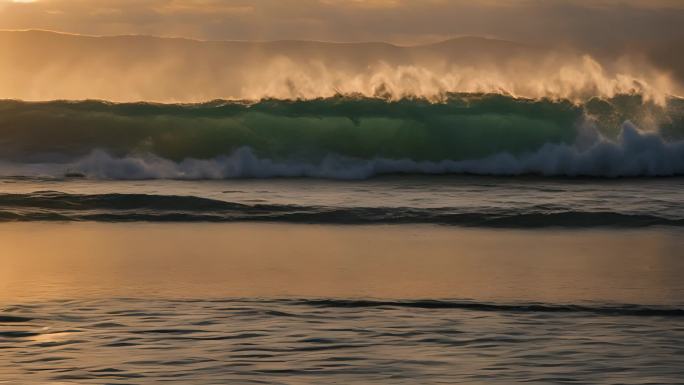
[[0, 28, 526, 48]]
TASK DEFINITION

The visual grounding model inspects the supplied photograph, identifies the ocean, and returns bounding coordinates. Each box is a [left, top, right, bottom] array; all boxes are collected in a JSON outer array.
[[1, 93, 683, 384]]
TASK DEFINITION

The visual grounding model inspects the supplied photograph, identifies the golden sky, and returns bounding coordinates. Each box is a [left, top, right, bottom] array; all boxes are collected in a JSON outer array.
[[0, 0, 682, 46]]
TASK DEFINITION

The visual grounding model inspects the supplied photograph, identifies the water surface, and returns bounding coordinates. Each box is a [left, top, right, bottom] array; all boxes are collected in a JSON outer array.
[[1, 222, 683, 384]]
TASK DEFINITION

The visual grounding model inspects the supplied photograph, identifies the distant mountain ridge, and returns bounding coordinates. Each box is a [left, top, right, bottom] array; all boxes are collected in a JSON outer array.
[[0, 29, 529, 47]]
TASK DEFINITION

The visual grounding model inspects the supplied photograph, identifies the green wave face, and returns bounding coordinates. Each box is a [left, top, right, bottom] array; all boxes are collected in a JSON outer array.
[[0, 94, 681, 162]]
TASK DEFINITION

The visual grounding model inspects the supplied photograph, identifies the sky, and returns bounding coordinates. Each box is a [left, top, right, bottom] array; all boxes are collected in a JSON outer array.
[[0, 0, 683, 48]]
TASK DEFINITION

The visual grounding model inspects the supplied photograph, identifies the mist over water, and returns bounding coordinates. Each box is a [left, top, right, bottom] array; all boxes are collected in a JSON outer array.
[[0, 31, 679, 103], [1, 31, 682, 180]]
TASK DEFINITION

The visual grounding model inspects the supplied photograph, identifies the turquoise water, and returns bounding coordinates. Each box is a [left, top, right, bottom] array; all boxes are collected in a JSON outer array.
[[1, 94, 683, 178]]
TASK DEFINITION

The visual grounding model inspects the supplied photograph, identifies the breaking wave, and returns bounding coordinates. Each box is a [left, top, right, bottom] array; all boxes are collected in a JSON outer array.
[[1, 94, 683, 179]]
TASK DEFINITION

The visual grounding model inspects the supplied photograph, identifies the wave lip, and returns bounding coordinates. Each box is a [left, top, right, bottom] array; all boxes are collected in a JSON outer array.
[[0, 191, 681, 227]]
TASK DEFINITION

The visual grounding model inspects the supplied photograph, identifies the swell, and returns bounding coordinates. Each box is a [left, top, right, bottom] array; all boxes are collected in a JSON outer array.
[[3, 298, 681, 318], [0, 192, 681, 227], [1, 94, 683, 178], [288, 299, 684, 317]]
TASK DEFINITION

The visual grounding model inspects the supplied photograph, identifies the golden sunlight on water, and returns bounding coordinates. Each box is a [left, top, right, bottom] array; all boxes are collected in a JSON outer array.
[[0, 223, 681, 304]]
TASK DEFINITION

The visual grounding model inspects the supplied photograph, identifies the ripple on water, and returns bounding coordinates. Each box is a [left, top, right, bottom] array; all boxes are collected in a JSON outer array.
[[1, 299, 683, 384]]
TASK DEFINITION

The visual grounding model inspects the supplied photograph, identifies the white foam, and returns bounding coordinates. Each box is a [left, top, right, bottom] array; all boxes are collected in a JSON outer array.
[[2, 122, 683, 179]]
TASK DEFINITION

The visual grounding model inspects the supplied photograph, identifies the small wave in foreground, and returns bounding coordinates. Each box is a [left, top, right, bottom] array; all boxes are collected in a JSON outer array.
[[0, 191, 681, 227]]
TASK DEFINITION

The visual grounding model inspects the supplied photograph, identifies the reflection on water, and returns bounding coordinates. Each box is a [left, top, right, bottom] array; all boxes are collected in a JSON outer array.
[[1, 298, 683, 384], [1, 223, 683, 384], [0, 223, 682, 304]]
